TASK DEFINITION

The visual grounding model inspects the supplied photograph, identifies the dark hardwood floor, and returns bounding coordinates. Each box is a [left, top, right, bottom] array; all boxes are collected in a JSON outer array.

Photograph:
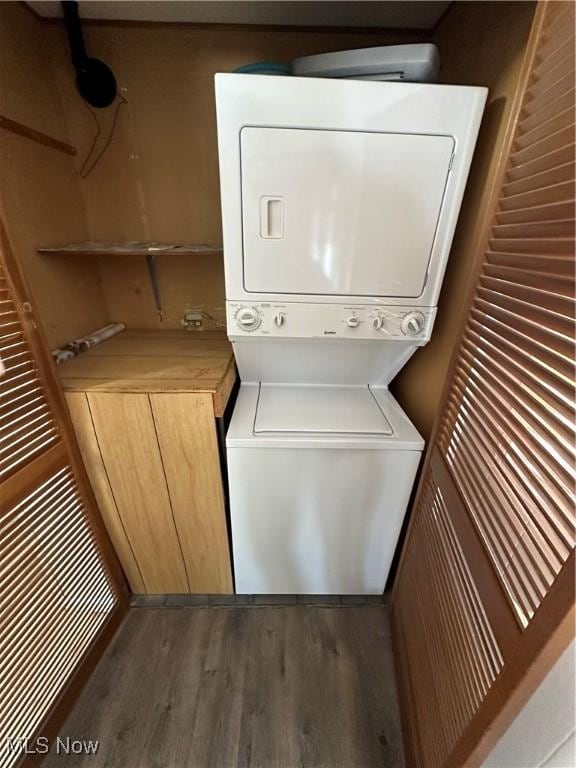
[[45, 605, 405, 768]]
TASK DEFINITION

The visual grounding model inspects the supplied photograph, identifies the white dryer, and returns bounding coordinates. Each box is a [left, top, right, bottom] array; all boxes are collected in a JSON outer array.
[[215, 74, 487, 594]]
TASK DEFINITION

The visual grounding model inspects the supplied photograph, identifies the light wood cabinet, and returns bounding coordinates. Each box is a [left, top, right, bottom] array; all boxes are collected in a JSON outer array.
[[60, 331, 235, 594]]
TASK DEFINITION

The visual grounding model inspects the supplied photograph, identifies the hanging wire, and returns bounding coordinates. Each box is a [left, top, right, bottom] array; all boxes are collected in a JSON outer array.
[[79, 92, 128, 179], [200, 310, 227, 328]]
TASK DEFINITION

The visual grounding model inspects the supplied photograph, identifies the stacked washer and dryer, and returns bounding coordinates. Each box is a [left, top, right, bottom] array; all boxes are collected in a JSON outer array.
[[215, 71, 487, 595]]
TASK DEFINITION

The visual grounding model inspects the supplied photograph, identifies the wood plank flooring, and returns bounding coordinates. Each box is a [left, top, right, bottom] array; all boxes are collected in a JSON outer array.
[[45, 606, 405, 768]]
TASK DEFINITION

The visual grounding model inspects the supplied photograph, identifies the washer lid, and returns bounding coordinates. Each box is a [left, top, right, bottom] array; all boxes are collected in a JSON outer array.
[[254, 384, 393, 435]]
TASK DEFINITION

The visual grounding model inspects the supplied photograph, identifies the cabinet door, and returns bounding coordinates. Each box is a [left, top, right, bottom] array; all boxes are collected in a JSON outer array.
[[88, 393, 189, 593], [150, 393, 233, 594], [65, 392, 146, 593]]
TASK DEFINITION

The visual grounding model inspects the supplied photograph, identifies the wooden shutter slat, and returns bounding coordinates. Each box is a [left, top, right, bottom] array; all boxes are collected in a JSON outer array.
[[485, 249, 574, 276], [464, 325, 573, 409], [0, 384, 46, 420], [489, 236, 573, 256], [444, 429, 550, 626], [1, 579, 114, 740], [0, 514, 87, 634], [443, 407, 574, 626], [532, 36, 575, 82], [500, 179, 575, 211], [1, 429, 59, 480], [6, 358, 35, 377], [443, 399, 574, 561], [503, 161, 575, 198], [0, 341, 29, 362], [512, 123, 574, 168], [0, 468, 72, 533], [410, 498, 474, 739], [444, 359, 575, 526], [453, 353, 575, 500], [483, 263, 574, 297], [2, 350, 33, 370], [535, 21, 574, 64], [445, 397, 573, 575], [472, 294, 574, 355], [505, 142, 574, 182], [521, 75, 576, 126], [443, 396, 572, 561], [458, 340, 575, 468], [0, 534, 106, 662], [0, 412, 58, 458], [469, 305, 574, 372], [496, 199, 575, 226], [517, 103, 575, 148], [1, 524, 112, 648], [491, 218, 575, 240], [476, 285, 573, 339], [0, 402, 51, 437], [393, 469, 504, 765], [462, 328, 575, 448], [542, 1, 572, 28], [418, 508, 482, 718], [445, 423, 556, 611], [479, 275, 574, 315], [520, 86, 576, 137], [0, 483, 78, 557], [524, 58, 575, 108], [427, 491, 505, 688], [1, 515, 88, 601], [0, 293, 59, 478], [0, 310, 20, 325], [0, 467, 118, 753]]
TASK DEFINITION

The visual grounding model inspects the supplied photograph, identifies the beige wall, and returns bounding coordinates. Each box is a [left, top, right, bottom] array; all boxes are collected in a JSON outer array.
[[390, 1, 535, 438], [49, 22, 422, 329], [0, 4, 110, 349]]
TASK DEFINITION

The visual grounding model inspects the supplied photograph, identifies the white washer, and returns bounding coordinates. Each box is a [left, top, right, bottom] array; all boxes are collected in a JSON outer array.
[[215, 74, 487, 594], [228, 384, 423, 594]]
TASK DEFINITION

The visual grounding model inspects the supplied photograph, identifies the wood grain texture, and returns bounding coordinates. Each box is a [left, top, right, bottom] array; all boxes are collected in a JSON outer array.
[[45, 606, 404, 768], [87, 392, 189, 593], [37, 243, 222, 256], [392, 4, 576, 767], [150, 393, 233, 594], [65, 392, 146, 593], [58, 331, 236, 416]]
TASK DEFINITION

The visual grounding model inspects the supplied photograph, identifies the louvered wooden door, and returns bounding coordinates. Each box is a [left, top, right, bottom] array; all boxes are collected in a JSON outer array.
[[0, 218, 128, 766], [391, 3, 575, 766]]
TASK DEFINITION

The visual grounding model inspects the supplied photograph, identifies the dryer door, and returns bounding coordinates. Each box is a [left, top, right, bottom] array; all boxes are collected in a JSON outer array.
[[241, 127, 454, 298]]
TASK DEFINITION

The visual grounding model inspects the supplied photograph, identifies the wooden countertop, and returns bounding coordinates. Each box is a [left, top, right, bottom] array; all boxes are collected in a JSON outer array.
[[58, 330, 236, 417]]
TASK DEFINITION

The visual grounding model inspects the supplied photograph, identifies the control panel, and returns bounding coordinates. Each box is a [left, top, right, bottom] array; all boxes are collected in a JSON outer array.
[[227, 302, 436, 341]]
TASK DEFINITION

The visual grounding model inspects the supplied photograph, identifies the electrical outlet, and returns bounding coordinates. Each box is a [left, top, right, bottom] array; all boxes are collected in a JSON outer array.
[[181, 311, 203, 331]]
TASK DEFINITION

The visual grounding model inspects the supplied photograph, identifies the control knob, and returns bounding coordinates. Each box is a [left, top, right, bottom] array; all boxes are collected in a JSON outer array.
[[372, 315, 384, 331], [274, 312, 286, 327], [346, 316, 360, 328], [236, 306, 261, 332], [401, 312, 426, 336]]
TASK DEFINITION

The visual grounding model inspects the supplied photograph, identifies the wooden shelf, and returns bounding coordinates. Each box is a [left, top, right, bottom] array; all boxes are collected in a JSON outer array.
[[0, 114, 77, 156], [37, 241, 223, 257]]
